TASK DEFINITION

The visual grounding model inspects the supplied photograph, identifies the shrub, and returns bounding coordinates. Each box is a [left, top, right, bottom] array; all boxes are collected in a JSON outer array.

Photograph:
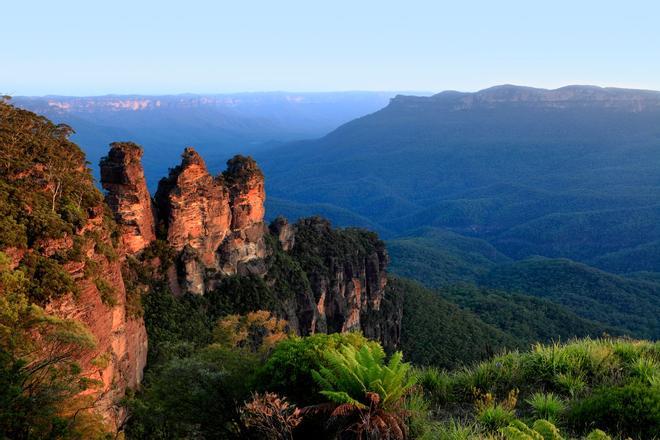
[[531, 419, 563, 440], [404, 388, 440, 439], [477, 404, 516, 432], [501, 420, 613, 440], [414, 366, 452, 404], [213, 310, 288, 357], [525, 392, 565, 423], [94, 277, 117, 306], [257, 332, 371, 405], [434, 419, 479, 440], [19, 254, 78, 304], [568, 382, 660, 438], [306, 343, 415, 439], [475, 389, 517, 432], [240, 392, 302, 440], [501, 419, 544, 440]]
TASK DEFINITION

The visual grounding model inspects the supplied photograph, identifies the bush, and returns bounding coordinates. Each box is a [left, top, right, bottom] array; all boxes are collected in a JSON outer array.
[[525, 392, 565, 423], [414, 366, 452, 405], [206, 275, 279, 320], [568, 382, 660, 438], [257, 332, 371, 406], [307, 343, 414, 439], [19, 254, 78, 304], [240, 392, 302, 439], [475, 389, 518, 432]]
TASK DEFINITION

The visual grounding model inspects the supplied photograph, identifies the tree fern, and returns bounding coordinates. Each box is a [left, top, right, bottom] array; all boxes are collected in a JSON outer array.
[[307, 339, 415, 438]]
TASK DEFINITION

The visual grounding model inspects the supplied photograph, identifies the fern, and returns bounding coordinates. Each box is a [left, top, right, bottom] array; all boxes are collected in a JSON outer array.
[[308, 340, 415, 438]]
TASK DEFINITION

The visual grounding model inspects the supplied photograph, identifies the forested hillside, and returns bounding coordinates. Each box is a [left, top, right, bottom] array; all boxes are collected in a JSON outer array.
[[259, 85, 660, 274]]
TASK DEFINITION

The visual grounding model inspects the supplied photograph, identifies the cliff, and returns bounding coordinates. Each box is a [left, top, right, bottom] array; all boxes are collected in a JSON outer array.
[[153, 149, 267, 294], [100, 142, 156, 254], [104, 147, 402, 348], [42, 206, 148, 428], [0, 99, 148, 431]]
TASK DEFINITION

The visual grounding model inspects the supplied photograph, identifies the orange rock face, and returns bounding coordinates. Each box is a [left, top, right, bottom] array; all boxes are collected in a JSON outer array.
[[42, 205, 148, 430], [154, 149, 268, 294], [155, 148, 232, 267], [100, 142, 156, 254]]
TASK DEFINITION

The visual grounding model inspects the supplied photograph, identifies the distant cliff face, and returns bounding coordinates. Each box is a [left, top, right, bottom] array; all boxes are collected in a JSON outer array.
[[391, 84, 660, 112], [102, 148, 402, 348]]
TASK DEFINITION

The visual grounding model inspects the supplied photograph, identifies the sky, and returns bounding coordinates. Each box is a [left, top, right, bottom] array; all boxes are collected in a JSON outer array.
[[2, 0, 660, 96]]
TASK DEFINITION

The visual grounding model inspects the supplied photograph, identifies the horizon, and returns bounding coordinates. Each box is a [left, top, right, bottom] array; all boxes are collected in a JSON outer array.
[[11, 83, 660, 99]]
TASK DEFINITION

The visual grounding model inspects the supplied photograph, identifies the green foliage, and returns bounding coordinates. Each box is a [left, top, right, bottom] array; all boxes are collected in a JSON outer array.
[[257, 332, 371, 405], [501, 420, 544, 440], [206, 274, 279, 320], [0, 99, 102, 248], [312, 344, 414, 411], [532, 419, 563, 440], [141, 286, 211, 365], [94, 277, 117, 306], [412, 366, 452, 405], [525, 392, 565, 423], [477, 404, 516, 432], [387, 227, 510, 287], [501, 420, 614, 440], [394, 277, 517, 368], [480, 257, 660, 338], [264, 234, 313, 303], [125, 344, 257, 439], [260, 87, 660, 276], [290, 217, 385, 283], [0, 253, 108, 439], [568, 381, 660, 438], [414, 338, 658, 439], [433, 419, 480, 440], [19, 253, 78, 304], [441, 283, 615, 345]]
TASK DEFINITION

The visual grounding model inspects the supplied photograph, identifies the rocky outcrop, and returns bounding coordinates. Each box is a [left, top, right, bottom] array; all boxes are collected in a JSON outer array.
[[100, 142, 156, 254], [282, 217, 399, 348], [219, 155, 268, 276], [154, 149, 267, 294], [270, 216, 296, 251], [101, 145, 401, 347], [32, 206, 147, 430]]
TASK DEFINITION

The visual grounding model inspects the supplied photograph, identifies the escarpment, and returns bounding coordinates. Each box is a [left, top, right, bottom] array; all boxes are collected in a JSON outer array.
[[102, 147, 402, 349], [0, 101, 148, 432]]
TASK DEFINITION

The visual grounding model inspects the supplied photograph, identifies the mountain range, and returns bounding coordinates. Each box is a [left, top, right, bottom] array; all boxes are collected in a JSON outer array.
[[257, 85, 660, 273], [13, 92, 410, 188]]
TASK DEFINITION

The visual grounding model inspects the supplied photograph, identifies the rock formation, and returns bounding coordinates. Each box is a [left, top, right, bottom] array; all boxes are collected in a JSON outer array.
[[102, 146, 402, 347], [100, 142, 156, 254], [153, 149, 267, 294], [43, 206, 148, 427], [284, 217, 396, 345]]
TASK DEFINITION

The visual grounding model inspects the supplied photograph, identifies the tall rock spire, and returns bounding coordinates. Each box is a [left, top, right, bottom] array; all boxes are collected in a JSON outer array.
[[100, 142, 156, 254], [154, 149, 268, 294]]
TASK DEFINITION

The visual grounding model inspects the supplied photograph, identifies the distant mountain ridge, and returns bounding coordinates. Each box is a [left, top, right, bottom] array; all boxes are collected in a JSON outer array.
[[259, 84, 660, 273], [393, 84, 660, 110], [13, 91, 412, 189]]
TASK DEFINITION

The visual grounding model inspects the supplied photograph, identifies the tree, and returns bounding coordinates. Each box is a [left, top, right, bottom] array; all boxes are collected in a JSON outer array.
[[0, 252, 106, 439]]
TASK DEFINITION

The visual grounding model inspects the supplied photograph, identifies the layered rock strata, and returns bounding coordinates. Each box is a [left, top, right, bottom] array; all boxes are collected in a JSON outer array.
[[100, 142, 156, 255]]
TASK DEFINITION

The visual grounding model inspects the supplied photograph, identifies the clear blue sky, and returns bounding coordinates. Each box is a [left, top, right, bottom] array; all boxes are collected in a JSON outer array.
[[2, 0, 659, 95]]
